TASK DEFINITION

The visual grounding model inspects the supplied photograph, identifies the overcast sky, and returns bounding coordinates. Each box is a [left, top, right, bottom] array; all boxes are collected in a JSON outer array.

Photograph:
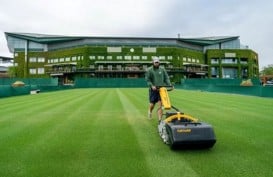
[[0, 0, 272, 69]]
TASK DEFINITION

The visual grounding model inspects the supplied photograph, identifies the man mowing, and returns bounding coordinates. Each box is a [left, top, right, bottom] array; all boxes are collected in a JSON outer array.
[[145, 56, 172, 122]]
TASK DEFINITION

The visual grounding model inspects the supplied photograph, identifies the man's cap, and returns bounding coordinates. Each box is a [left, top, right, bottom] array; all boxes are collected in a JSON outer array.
[[152, 57, 160, 63]]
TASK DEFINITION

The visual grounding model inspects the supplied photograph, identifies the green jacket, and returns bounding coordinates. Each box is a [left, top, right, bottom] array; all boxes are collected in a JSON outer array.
[[145, 66, 171, 87]]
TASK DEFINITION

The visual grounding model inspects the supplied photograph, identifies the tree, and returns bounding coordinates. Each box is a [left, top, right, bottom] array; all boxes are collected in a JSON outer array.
[[260, 64, 273, 75], [8, 66, 16, 77]]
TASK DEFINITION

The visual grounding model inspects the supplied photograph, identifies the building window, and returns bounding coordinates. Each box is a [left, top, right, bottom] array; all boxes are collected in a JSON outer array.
[[29, 68, 36, 74], [107, 47, 121, 53], [183, 57, 187, 62], [241, 68, 248, 78], [38, 57, 45, 62], [72, 56, 77, 61], [167, 56, 173, 60], [107, 56, 112, 60], [65, 57, 70, 62], [98, 56, 105, 60], [133, 56, 140, 60], [211, 58, 219, 64], [211, 67, 219, 78], [107, 65, 112, 70], [89, 56, 95, 60], [142, 56, 147, 60], [117, 65, 122, 70], [29, 57, 36, 63], [222, 58, 237, 64], [143, 47, 156, 53], [60, 58, 64, 62], [125, 56, 131, 60], [240, 58, 248, 64], [98, 65, 104, 70], [117, 56, 122, 60], [37, 68, 44, 74], [222, 67, 238, 78], [159, 56, 165, 60]]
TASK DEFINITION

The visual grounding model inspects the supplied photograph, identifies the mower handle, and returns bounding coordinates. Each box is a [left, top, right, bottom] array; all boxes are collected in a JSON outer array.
[[156, 85, 174, 91]]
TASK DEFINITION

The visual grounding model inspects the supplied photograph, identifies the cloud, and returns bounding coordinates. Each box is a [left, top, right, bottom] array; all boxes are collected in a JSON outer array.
[[0, 0, 272, 69]]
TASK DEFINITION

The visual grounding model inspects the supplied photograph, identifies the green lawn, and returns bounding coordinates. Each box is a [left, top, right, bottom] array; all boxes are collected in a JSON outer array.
[[0, 88, 272, 177]]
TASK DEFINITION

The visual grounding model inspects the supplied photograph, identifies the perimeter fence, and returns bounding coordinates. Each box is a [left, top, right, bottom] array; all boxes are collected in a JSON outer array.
[[1, 78, 273, 98]]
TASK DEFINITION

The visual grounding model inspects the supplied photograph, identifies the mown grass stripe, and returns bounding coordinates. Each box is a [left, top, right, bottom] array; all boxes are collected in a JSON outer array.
[[0, 89, 99, 142], [116, 88, 199, 177], [76, 88, 151, 177]]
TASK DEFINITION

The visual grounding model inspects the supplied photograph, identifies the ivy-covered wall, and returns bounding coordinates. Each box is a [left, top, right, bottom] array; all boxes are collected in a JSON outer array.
[[206, 49, 259, 78], [13, 46, 257, 80]]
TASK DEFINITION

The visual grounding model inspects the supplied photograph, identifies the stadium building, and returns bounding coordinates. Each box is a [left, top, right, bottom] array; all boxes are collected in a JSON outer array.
[[5, 32, 259, 84], [0, 56, 13, 78]]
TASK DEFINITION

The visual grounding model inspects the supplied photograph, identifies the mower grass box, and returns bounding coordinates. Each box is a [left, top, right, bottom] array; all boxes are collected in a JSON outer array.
[[158, 87, 216, 149]]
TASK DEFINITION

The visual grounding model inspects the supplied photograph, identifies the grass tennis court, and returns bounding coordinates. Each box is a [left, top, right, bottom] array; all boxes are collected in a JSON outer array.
[[1, 88, 273, 177]]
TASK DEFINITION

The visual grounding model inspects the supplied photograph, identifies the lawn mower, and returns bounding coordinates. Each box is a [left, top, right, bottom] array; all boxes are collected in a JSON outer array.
[[157, 86, 216, 149]]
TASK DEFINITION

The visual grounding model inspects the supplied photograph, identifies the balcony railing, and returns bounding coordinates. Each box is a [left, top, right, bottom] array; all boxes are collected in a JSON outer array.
[[46, 66, 208, 75]]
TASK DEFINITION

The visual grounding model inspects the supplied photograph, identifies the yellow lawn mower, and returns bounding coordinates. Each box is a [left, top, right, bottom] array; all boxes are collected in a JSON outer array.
[[157, 86, 216, 149]]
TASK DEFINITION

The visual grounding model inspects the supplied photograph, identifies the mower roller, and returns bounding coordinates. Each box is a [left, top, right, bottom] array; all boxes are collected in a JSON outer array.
[[157, 86, 216, 149]]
